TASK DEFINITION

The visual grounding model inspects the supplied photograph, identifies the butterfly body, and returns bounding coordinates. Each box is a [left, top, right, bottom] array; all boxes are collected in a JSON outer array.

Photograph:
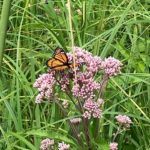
[[46, 48, 78, 71]]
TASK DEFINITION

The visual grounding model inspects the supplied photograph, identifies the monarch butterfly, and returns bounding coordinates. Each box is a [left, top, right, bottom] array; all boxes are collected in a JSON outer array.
[[46, 47, 78, 71]]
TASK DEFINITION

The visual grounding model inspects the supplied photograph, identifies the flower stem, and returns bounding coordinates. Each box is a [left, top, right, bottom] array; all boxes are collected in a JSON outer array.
[[112, 126, 123, 142], [82, 118, 92, 150], [0, 0, 11, 71], [55, 76, 80, 112], [54, 98, 83, 147], [98, 75, 109, 97], [93, 75, 109, 139]]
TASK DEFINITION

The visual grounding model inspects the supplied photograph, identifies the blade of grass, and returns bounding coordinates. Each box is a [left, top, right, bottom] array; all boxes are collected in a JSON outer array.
[[101, 0, 135, 57], [0, 0, 11, 70], [8, 132, 36, 150]]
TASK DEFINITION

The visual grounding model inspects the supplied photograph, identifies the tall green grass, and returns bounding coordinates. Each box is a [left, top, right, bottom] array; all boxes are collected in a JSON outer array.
[[0, 0, 11, 69], [0, 0, 150, 149]]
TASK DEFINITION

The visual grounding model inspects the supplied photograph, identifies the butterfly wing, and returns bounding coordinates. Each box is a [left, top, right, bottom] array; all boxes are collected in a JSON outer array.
[[46, 48, 70, 71], [52, 65, 69, 71], [46, 58, 68, 70], [69, 63, 80, 69], [54, 48, 80, 69], [46, 58, 62, 67], [54, 47, 68, 63], [46, 48, 80, 71]]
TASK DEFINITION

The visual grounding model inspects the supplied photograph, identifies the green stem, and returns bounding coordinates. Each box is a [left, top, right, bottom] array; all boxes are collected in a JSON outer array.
[[82, 118, 92, 150], [54, 98, 83, 147], [93, 75, 109, 140], [0, 0, 11, 70]]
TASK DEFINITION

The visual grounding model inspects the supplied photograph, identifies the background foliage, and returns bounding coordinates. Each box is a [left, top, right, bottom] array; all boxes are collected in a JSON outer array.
[[0, 0, 150, 149]]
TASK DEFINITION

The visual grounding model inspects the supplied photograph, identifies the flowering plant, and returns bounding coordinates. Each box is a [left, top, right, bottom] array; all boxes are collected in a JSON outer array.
[[33, 47, 131, 149]]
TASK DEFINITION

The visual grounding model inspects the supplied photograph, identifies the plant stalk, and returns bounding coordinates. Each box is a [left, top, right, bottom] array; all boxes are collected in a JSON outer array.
[[93, 75, 109, 139], [54, 98, 83, 147], [82, 118, 92, 150], [0, 0, 11, 71]]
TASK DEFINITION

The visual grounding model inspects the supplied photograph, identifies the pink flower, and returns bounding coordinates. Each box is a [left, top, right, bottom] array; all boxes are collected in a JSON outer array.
[[72, 72, 100, 100], [33, 73, 55, 91], [73, 46, 103, 73], [62, 100, 69, 109], [58, 142, 70, 150], [102, 57, 122, 77], [97, 98, 104, 106], [115, 115, 132, 128], [33, 73, 55, 103], [70, 117, 82, 124], [109, 142, 118, 150], [83, 111, 91, 119], [40, 138, 54, 150], [68, 47, 104, 102], [59, 74, 70, 91], [35, 92, 45, 103], [83, 99, 102, 119]]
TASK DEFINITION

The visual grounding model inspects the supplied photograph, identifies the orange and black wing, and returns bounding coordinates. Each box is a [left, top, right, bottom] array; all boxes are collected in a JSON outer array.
[[53, 47, 69, 63], [69, 63, 79, 69], [46, 47, 80, 71], [46, 57, 69, 71], [53, 48, 80, 69], [46, 48, 70, 71]]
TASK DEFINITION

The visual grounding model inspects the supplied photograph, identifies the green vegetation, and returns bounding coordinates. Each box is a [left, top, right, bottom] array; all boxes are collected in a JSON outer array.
[[0, 0, 150, 149]]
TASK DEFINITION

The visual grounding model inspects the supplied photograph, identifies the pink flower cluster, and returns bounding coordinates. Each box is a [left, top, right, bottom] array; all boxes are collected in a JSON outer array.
[[72, 72, 100, 100], [115, 115, 132, 128], [59, 74, 70, 91], [71, 47, 122, 101], [71, 47, 102, 101], [33, 73, 55, 103], [102, 57, 122, 77], [83, 99, 102, 119], [33, 47, 122, 113], [33, 47, 123, 150], [109, 142, 118, 150], [73, 47, 103, 74], [40, 138, 54, 150], [58, 142, 70, 150]]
